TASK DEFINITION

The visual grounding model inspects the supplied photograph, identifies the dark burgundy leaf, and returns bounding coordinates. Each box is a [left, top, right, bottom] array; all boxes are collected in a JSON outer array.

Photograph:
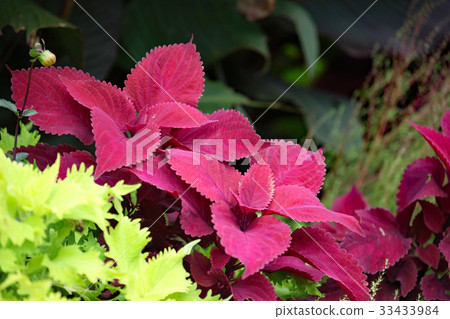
[[420, 274, 450, 301], [14, 143, 76, 170], [210, 247, 230, 270], [397, 157, 447, 212], [416, 244, 440, 269], [289, 227, 370, 301], [386, 257, 417, 297], [231, 273, 277, 301], [264, 255, 324, 282], [341, 208, 411, 274], [420, 201, 445, 233], [59, 150, 96, 179]]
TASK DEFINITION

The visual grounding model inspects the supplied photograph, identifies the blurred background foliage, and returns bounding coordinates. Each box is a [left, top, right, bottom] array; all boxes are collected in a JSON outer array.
[[0, 0, 449, 210]]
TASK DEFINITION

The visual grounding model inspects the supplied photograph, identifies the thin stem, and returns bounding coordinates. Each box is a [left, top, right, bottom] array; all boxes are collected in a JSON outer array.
[[12, 61, 34, 161]]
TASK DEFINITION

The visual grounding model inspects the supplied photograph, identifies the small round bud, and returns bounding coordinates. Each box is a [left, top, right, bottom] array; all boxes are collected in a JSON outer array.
[[38, 50, 56, 67]]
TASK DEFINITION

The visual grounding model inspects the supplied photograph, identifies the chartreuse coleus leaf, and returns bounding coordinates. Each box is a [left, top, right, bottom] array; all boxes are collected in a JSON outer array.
[[0, 122, 40, 153], [0, 149, 139, 300], [104, 213, 204, 300]]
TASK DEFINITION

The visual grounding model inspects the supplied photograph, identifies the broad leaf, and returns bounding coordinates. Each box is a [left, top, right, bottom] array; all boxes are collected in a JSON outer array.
[[341, 208, 411, 274], [396, 157, 447, 212], [0, 122, 40, 153], [237, 164, 274, 212], [137, 102, 213, 128], [168, 149, 241, 203], [210, 247, 230, 270], [386, 257, 417, 298], [264, 255, 324, 282], [179, 189, 214, 237], [439, 227, 450, 269], [13, 143, 76, 171], [172, 109, 261, 162], [416, 244, 440, 269], [255, 140, 326, 195], [211, 201, 291, 279], [11, 67, 94, 144], [266, 185, 363, 236], [62, 78, 136, 130], [231, 273, 277, 301], [124, 41, 204, 111], [420, 201, 445, 234], [59, 150, 96, 180], [289, 227, 370, 301], [420, 274, 450, 301]]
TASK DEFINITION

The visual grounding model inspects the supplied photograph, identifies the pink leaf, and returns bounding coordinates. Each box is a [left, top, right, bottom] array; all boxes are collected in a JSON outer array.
[[439, 227, 450, 268], [179, 189, 214, 237], [341, 208, 411, 274], [211, 201, 291, 279], [386, 257, 417, 297], [236, 164, 274, 212], [11, 67, 94, 144], [264, 255, 324, 282], [190, 250, 215, 287], [59, 150, 96, 180], [266, 185, 364, 236], [210, 247, 230, 270], [442, 111, 450, 136], [124, 41, 204, 111], [137, 102, 213, 128], [332, 185, 368, 217], [254, 140, 326, 195], [171, 109, 261, 161], [420, 274, 450, 301], [168, 149, 241, 203], [289, 227, 370, 301], [231, 273, 277, 301], [420, 201, 445, 233], [14, 143, 76, 171], [410, 121, 450, 171], [416, 244, 440, 269], [91, 108, 160, 178], [396, 157, 447, 212], [62, 78, 136, 130]]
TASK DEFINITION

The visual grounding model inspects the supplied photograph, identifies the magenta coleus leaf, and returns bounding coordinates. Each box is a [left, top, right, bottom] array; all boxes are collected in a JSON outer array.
[[331, 185, 368, 217], [420, 274, 450, 301], [179, 188, 214, 237], [210, 247, 230, 270], [264, 255, 324, 282], [231, 273, 277, 301], [211, 201, 291, 279], [11, 67, 94, 144], [386, 257, 418, 297], [416, 244, 440, 269], [14, 143, 76, 171], [289, 227, 370, 301], [420, 201, 445, 233], [266, 185, 364, 236], [61, 78, 136, 131], [91, 108, 160, 178], [171, 109, 261, 162], [255, 140, 326, 195], [168, 149, 241, 203], [396, 157, 447, 212], [410, 120, 450, 171], [59, 150, 96, 180], [136, 102, 213, 128], [236, 164, 274, 212], [341, 208, 411, 274], [124, 41, 204, 111], [439, 227, 450, 268]]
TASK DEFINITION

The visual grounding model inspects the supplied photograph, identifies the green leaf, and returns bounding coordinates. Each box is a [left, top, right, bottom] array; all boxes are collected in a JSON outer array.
[[22, 109, 37, 117], [0, 249, 18, 272], [42, 246, 108, 287], [14, 152, 29, 162], [121, 240, 200, 300], [120, 0, 269, 69], [103, 213, 151, 273], [0, 122, 40, 153], [0, 0, 82, 49], [0, 99, 17, 113], [198, 79, 250, 113], [165, 283, 222, 301], [275, 1, 319, 78]]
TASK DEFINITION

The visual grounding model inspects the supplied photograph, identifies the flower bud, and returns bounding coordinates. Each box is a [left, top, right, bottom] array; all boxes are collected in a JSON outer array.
[[38, 50, 56, 67]]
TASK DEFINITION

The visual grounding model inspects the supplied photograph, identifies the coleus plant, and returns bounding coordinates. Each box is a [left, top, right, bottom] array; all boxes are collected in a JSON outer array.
[[9, 40, 369, 300], [317, 111, 450, 301]]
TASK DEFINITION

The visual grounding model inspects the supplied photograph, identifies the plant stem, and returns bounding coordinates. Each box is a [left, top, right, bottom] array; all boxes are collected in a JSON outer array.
[[12, 61, 34, 161]]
